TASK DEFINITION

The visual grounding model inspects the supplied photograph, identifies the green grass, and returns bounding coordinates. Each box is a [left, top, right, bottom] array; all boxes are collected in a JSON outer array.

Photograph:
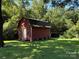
[[0, 38, 79, 59]]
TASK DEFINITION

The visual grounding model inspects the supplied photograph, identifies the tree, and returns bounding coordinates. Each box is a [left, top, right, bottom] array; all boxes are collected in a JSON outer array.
[[0, 0, 4, 47], [30, 0, 45, 20], [62, 10, 79, 38], [43, 7, 67, 37], [2, 0, 30, 40]]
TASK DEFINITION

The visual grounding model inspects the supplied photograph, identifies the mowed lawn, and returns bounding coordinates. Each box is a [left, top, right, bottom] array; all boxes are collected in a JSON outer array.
[[0, 38, 79, 59]]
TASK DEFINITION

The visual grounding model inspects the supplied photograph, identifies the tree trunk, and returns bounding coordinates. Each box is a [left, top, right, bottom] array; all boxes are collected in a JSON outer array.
[[0, 0, 4, 47]]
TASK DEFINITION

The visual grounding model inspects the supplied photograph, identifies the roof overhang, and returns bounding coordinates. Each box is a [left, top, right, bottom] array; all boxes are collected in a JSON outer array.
[[32, 25, 51, 28]]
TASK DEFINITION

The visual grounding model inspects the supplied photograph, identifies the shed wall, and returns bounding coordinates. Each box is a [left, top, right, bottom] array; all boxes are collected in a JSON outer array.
[[32, 27, 51, 40]]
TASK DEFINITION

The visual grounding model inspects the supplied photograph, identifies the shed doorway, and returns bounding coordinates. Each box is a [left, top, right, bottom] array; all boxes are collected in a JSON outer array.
[[20, 22, 27, 41], [22, 28, 27, 40]]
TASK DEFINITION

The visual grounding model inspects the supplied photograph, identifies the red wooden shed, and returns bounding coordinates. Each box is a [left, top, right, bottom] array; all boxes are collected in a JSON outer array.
[[18, 18, 51, 41]]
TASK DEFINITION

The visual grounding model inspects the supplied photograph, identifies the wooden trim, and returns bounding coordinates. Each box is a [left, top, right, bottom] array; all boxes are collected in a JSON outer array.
[[33, 25, 51, 28], [30, 27, 32, 42], [33, 25, 42, 27], [45, 26, 51, 28]]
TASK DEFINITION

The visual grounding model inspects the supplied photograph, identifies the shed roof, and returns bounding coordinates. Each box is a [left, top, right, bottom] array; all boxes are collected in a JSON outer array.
[[21, 18, 51, 28], [29, 19, 50, 26]]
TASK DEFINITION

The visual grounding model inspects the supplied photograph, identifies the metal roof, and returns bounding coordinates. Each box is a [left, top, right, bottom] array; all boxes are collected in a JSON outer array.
[[21, 18, 51, 28], [28, 18, 51, 27]]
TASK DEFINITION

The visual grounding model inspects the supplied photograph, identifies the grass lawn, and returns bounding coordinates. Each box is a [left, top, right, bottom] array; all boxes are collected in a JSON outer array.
[[0, 38, 79, 59]]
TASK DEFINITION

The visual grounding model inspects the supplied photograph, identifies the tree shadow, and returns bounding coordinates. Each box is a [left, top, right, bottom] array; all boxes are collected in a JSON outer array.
[[0, 44, 32, 59], [0, 39, 79, 59], [29, 40, 79, 59]]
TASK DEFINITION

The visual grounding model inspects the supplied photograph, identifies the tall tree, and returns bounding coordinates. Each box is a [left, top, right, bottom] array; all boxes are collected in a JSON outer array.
[[0, 0, 4, 47], [31, 0, 45, 19]]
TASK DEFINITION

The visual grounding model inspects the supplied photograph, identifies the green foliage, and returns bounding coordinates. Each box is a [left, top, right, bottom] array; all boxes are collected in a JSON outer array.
[[63, 26, 77, 38], [30, 0, 45, 19], [2, 0, 19, 17], [44, 7, 66, 36], [62, 10, 79, 38], [2, 0, 79, 39], [43, 7, 79, 38], [64, 10, 78, 24], [65, 19, 74, 29], [76, 20, 79, 31], [3, 15, 19, 40], [63, 20, 79, 38]]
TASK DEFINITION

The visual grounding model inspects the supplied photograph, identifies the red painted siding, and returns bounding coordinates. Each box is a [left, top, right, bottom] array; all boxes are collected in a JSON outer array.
[[32, 27, 51, 40]]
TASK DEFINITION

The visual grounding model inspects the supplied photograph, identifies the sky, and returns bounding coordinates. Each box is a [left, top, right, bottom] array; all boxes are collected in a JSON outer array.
[[12, 0, 79, 10]]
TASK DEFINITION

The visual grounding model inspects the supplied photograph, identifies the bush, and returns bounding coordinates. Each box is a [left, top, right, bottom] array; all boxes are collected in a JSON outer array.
[[3, 15, 19, 40], [63, 24, 79, 38]]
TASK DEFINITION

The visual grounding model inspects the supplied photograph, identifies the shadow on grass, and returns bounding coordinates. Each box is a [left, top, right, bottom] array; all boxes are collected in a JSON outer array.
[[0, 39, 79, 59]]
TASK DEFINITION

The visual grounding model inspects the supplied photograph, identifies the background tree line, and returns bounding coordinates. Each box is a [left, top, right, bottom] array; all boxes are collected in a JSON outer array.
[[2, 0, 79, 40]]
